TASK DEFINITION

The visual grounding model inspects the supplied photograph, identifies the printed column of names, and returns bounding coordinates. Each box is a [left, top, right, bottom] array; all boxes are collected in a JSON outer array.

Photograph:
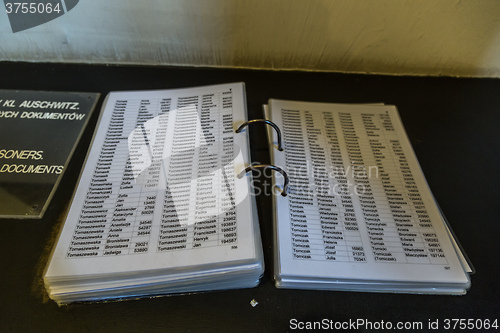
[[157, 90, 237, 252], [67, 90, 238, 259], [282, 109, 366, 262], [352, 112, 448, 264], [67, 98, 169, 257], [282, 107, 448, 265]]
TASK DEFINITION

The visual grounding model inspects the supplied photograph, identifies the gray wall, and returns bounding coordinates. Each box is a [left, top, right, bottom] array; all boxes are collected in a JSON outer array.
[[1, 0, 500, 77]]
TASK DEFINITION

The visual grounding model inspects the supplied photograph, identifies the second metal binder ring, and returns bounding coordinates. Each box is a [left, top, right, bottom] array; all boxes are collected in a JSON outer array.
[[240, 164, 289, 197], [235, 119, 283, 151]]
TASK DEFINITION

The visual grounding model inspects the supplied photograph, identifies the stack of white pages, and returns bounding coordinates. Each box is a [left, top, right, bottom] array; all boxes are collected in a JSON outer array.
[[264, 99, 471, 294], [44, 83, 264, 304]]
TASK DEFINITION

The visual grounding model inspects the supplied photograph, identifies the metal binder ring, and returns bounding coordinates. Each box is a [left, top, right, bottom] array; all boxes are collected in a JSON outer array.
[[241, 164, 289, 197], [235, 119, 283, 151]]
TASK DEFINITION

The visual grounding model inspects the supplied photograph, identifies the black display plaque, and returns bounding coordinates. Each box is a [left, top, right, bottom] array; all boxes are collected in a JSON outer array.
[[0, 90, 99, 218]]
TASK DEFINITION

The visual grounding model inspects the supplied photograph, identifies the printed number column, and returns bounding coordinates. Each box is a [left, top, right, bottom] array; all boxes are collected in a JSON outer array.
[[129, 98, 170, 254], [337, 112, 366, 262], [218, 90, 237, 246]]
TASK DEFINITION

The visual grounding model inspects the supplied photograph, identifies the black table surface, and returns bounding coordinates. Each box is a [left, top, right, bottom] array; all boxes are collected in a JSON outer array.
[[1, 62, 499, 333]]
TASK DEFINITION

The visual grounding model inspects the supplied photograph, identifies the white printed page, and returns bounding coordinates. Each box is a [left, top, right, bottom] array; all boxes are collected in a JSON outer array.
[[268, 99, 469, 288], [45, 83, 257, 279]]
